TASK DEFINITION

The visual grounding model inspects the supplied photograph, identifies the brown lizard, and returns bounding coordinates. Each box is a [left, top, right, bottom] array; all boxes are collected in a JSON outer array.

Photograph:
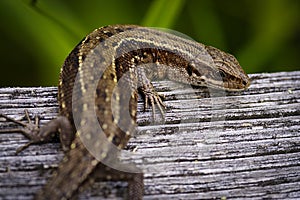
[[0, 24, 250, 199]]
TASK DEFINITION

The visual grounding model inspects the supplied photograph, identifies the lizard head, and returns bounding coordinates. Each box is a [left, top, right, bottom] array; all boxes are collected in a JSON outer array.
[[195, 45, 251, 91]]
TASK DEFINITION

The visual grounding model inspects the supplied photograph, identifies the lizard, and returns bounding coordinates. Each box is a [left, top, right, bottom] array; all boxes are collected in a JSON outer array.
[[0, 24, 250, 199]]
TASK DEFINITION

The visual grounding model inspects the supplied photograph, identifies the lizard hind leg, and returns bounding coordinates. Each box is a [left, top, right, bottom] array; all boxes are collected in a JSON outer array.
[[0, 109, 74, 154]]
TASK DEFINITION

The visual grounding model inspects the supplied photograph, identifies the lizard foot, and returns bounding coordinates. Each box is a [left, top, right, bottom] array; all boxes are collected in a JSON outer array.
[[139, 83, 166, 120], [0, 110, 42, 153]]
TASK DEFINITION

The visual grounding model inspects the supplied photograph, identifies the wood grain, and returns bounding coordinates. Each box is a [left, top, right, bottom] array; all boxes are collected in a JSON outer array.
[[0, 71, 299, 199]]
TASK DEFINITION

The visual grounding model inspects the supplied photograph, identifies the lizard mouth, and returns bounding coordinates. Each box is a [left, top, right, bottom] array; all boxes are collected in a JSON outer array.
[[201, 76, 250, 91]]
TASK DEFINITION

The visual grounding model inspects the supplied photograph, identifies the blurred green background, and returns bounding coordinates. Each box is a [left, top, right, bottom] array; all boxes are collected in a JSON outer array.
[[0, 0, 299, 86]]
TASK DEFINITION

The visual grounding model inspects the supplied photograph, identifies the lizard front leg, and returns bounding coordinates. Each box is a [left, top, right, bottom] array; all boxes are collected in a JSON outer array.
[[137, 67, 166, 119]]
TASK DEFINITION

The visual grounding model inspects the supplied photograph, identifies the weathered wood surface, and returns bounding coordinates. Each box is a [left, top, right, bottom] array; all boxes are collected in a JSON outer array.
[[0, 71, 299, 199]]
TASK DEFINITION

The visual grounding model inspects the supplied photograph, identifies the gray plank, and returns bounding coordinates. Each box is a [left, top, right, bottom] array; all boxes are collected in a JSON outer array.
[[0, 71, 299, 199]]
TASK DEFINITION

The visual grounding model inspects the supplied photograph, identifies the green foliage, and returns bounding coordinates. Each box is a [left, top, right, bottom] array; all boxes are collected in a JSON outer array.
[[0, 0, 299, 86]]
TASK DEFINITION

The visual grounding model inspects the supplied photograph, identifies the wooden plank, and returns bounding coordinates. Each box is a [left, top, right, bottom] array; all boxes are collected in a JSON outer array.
[[0, 71, 299, 199]]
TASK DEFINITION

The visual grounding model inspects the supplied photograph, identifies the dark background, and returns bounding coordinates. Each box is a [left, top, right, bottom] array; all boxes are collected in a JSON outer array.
[[0, 0, 299, 86]]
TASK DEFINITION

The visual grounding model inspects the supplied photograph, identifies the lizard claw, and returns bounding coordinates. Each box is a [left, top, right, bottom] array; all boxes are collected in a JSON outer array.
[[16, 141, 35, 155]]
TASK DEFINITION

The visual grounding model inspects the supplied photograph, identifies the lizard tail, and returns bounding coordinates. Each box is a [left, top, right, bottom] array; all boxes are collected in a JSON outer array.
[[34, 142, 96, 200]]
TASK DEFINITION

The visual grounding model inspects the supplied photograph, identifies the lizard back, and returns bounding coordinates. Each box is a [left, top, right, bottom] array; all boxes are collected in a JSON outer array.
[[37, 24, 250, 199]]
